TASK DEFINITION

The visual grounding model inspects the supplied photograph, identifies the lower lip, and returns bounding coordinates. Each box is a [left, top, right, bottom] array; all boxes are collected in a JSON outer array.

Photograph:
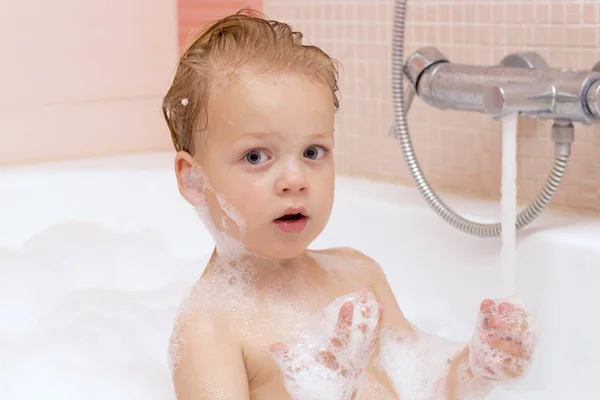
[[274, 217, 308, 233]]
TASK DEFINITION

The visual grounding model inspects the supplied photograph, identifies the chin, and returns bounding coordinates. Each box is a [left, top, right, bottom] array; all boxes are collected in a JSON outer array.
[[253, 240, 312, 260]]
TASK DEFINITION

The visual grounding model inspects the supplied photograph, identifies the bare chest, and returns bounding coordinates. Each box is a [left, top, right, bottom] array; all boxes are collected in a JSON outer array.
[[240, 298, 397, 399]]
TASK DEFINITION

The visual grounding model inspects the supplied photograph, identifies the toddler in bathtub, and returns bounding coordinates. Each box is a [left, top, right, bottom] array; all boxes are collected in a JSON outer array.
[[162, 9, 535, 400]]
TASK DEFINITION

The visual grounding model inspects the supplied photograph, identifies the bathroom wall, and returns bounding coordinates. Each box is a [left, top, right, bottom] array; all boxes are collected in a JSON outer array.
[[0, 0, 180, 165], [178, 0, 263, 54], [263, 0, 600, 215]]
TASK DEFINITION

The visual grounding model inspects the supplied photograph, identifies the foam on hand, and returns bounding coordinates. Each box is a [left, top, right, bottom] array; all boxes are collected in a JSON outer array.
[[468, 295, 535, 387], [270, 289, 380, 400]]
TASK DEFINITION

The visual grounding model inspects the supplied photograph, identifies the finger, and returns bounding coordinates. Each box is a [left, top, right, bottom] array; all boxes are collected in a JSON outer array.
[[483, 367, 499, 380], [489, 314, 504, 329], [316, 350, 340, 371], [358, 286, 371, 303], [369, 303, 384, 349], [358, 287, 375, 319], [360, 303, 372, 319], [480, 299, 495, 314], [494, 309, 531, 338], [375, 303, 384, 333], [331, 301, 354, 349], [502, 357, 525, 377], [480, 299, 496, 330], [506, 318, 529, 337], [512, 308, 531, 334], [498, 302, 513, 314], [269, 342, 295, 373], [490, 338, 529, 360]]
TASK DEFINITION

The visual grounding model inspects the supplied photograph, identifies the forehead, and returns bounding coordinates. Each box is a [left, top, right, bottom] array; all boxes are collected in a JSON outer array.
[[206, 71, 335, 138]]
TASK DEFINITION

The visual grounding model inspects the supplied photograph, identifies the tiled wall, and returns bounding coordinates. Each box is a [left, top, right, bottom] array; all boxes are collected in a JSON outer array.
[[0, 0, 178, 165], [177, 0, 263, 53], [263, 0, 600, 215]]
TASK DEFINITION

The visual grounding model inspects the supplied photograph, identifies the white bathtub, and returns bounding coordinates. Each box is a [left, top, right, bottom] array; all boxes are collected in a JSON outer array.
[[0, 152, 598, 399]]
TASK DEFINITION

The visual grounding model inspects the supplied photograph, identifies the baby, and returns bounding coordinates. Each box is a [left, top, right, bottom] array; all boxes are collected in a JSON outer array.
[[162, 10, 535, 400]]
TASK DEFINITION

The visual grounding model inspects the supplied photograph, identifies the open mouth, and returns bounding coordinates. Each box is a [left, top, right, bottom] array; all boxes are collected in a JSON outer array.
[[274, 210, 308, 232], [275, 213, 305, 222]]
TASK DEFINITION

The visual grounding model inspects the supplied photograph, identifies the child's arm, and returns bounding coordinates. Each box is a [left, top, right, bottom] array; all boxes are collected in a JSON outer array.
[[170, 310, 250, 400], [350, 248, 533, 399]]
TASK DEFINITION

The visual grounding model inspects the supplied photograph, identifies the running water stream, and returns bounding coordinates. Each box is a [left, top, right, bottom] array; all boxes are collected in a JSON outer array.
[[500, 113, 519, 297]]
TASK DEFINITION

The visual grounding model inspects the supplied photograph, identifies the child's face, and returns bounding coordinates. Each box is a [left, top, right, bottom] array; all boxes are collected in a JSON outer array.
[[176, 71, 336, 259]]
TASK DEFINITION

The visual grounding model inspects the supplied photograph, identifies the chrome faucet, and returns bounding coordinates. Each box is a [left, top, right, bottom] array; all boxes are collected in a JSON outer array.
[[388, 43, 590, 237], [403, 47, 600, 124]]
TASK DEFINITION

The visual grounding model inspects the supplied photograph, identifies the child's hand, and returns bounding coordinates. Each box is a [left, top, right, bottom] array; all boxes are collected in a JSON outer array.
[[468, 297, 536, 384], [269, 288, 383, 400]]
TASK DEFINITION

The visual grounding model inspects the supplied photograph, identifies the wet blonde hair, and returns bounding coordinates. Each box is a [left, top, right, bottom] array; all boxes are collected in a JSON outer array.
[[162, 9, 341, 155]]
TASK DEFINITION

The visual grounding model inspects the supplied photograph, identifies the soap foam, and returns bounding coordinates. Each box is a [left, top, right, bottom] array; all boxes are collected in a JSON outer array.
[[271, 289, 380, 400], [0, 222, 200, 399], [377, 327, 465, 400], [214, 192, 246, 235], [189, 165, 249, 258], [469, 295, 535, 386]]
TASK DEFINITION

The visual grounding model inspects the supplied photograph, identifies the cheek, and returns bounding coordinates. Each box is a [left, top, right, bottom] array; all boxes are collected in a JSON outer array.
[[224, 176, 272, 214], [313, 170, 335, 208]]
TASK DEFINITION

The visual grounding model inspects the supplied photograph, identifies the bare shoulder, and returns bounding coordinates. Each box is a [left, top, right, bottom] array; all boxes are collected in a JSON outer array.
[[168, 277, 250, 399], [311, 246, 374, 260], [169, 278, 237, 369], [312, 247, 410, 332], [310, 246, 387, 282]]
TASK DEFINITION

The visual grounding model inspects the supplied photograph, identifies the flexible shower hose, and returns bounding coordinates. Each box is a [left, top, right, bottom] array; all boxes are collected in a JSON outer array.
[[391, 0, 569, 237]]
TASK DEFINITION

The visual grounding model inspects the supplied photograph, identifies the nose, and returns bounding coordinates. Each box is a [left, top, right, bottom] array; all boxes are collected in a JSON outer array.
[[274, 160, 308, 195]]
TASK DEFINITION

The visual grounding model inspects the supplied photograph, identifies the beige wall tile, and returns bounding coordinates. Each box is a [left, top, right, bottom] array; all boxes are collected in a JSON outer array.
[[264, 0, 600, 215]]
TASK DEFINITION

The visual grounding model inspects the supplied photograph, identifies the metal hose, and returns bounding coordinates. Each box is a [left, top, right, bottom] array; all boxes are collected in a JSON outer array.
[[391, 0, 570, 237]]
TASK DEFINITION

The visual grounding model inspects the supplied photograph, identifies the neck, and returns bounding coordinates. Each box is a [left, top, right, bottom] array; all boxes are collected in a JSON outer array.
[[206, 246, 314, 279]]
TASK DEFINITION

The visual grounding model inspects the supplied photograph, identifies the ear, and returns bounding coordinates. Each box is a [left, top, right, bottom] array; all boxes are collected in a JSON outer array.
[[174, 151, 205, 206]]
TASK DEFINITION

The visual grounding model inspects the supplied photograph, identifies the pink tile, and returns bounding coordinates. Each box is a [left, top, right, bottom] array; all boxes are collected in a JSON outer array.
[[260, 0, 600, 215]]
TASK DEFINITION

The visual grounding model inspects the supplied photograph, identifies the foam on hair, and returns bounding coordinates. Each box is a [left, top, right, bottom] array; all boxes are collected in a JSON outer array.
[[161, 9, 340, 155]]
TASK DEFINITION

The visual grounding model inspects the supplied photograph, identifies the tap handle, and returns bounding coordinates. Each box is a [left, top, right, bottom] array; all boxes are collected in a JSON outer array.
[[585, 80, 600, 119], [483, 82, 556, 118]]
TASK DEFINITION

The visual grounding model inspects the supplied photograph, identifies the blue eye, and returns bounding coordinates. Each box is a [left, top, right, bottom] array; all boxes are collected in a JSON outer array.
[[245, 149, 269, 165], [303, 145, 327, 160]]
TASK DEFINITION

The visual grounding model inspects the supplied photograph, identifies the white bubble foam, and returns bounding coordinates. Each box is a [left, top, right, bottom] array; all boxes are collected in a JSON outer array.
[[271, 289, 380, 400], [378, 296, 537, 400], [468, 295, 535, 387], [214, 192, 246, 235], [0, 222, 201, 400], [188, 166, 250, 259], [377, 327, 465, 400]]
